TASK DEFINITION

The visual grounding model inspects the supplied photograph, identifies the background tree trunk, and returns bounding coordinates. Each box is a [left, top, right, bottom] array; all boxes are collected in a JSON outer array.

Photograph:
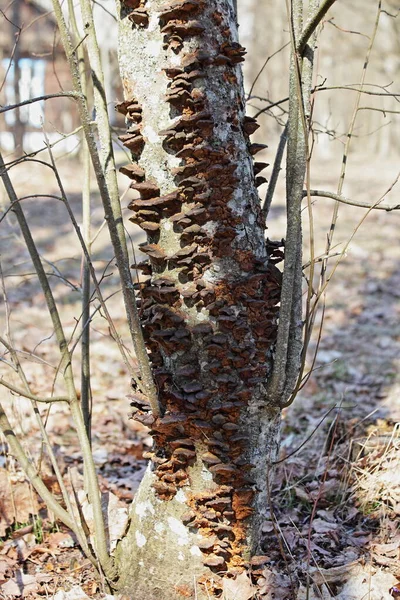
[[114, 0, 282, 596], [11, 0, 24, 153]]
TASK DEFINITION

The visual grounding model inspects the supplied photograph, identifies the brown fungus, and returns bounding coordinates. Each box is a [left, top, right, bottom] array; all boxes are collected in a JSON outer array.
[[130, 181, 160, 199], [197, 536, 218, 550], [159, 0, 204, 22], [121, 0, 141, 7], [118, 134, 145, 154], [168, 438, 195, 450], [249, 144, 268, 156], [119, 163, 145, 181], [201, 452, 221, 466], [128, 8, 149, 27], [161, 20, 205, 38], [132, 412, 156, 427], [166, 90, 193, 106], [152, 481, 176, 497], [115, 97, 142, 116], [138, 243, 167, 260], [243, 116, 260, 135], [220, 42, 246, 64], [173, 448, 196, 461], [131, 260, 152, 275], [255, 176, 268, 187], [253, 162, 269, 175], [139, 221, 161, 233], [203, 555, 225, 568]]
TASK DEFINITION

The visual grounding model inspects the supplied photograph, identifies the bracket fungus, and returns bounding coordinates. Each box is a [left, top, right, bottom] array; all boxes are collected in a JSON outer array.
[[120, 0, 281, 578], [128, 7, 149, 27]]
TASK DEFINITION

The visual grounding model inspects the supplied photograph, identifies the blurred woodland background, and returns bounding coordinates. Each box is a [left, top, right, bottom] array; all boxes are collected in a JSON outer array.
[[0, 0, 400, 598]]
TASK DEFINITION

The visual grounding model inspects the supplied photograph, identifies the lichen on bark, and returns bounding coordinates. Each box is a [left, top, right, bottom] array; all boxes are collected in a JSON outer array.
[[114, 0, 283, 597]]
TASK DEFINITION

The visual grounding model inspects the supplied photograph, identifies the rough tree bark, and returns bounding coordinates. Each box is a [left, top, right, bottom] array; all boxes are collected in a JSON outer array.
[[113, 0, 283, 597]]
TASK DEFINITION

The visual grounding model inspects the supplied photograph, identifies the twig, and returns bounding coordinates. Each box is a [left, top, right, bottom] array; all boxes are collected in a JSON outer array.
[[0, 402, 97, 568], [43, 137, 145, 391], [262, 122, 288, 221], [302, 251, 342, 269], [247, 42, 290, 99], [68, 0, 92, 442], [0, 195, 63, 226], [0, 150, 75, 396], [92, 0, 117, 20], [275, 404, 338, 464], [304, 189, 400, 211], [0, 378, 69, 403], [326, 17, 369, 38], [51, 0, 160, 416], [319, 0, 382, 294], [358, 106, 400, 115], [253, 97, 290, 119], [0, 148, 112, 577], [0, 92, 82, 114], [310, 171, 400, 340], [0, 28, 21, 95], [306, 405, 342, 583], [1, 125, 87, 171], [0, 335, 96, 566], [250, 82, 400, 121]]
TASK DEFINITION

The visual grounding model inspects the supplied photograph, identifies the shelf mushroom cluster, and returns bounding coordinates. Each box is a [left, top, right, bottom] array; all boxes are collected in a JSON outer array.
[[118, 0, 282, 575]]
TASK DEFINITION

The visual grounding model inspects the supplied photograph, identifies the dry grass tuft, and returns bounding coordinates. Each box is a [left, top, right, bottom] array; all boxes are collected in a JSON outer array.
[[350, 423, 400, 519]]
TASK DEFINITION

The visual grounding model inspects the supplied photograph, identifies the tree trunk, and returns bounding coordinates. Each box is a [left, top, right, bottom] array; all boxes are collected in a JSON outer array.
[[114, 0, 282, 596], [12, 0, 24, 153]]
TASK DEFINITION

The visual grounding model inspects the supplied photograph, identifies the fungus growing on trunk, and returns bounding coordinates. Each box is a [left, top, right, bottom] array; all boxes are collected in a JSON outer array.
[[116, 0, 283, 595], [128, 7, 149, 27]]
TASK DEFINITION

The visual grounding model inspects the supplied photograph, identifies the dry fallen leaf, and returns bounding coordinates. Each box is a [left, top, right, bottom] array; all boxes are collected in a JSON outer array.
[[334, 564, 398, 600], [258, 569, 292, 600], [0, 469, 38, 536], [1, 572, 38, 597], [53, 586, 91, 600], [0, 555, 15, 583], [77, 489, 128, 553], [223, 572, 255, 600], [312, 518, 339, 534], [47, 531, 75, 549]]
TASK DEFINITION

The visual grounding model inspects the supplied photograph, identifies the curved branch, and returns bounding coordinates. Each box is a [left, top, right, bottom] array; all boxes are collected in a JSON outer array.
[[305, 189, 400, 211], [0, 377, 69, 403], [297, 0, 337, 54], [0, 91, 82, 114]]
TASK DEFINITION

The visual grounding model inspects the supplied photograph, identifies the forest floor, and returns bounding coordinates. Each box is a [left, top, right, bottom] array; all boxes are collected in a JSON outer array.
[[0, 150, 399, 600]]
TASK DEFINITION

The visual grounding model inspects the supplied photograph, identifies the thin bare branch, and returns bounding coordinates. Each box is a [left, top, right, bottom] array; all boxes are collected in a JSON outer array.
[[326, 17, 369, 38], [250, 82, 400, 121], [0, 92, 82, 114], [0, 378, 69, 403], [357, 106, 400, 115], [0, 148, 111, 576], [262, 122, 288, 220], [319, 0, 382, 295], [51, 0, 160, 417], [0, 402, 74, 528], [247, 42, 290, 99], [304, 189, 400, 211], [68, 0, 92, 442]]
